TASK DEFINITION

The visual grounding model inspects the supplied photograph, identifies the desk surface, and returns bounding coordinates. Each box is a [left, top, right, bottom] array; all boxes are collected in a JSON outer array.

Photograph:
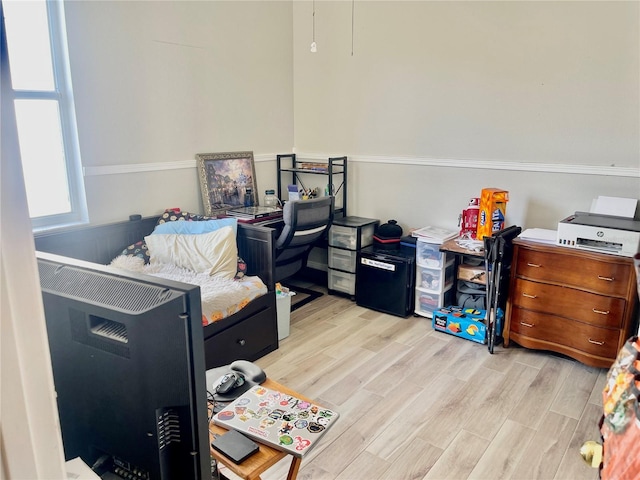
[[209, 378, 311, 480], [439, 237, 485, 258]]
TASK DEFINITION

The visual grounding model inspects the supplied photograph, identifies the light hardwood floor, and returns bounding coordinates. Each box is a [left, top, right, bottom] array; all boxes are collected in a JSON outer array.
[[226, 289, 607, 480]]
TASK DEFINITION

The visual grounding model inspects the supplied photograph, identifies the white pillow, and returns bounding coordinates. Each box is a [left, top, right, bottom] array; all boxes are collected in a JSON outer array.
[[144, 226, 237, 279]]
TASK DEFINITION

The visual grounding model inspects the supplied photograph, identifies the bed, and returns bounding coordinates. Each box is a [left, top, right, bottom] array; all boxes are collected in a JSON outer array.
[[34, 212, 279, 369]]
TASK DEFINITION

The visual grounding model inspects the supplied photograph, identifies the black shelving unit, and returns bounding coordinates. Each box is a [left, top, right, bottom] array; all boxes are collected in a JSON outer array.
[[276, 154, 347, 218]]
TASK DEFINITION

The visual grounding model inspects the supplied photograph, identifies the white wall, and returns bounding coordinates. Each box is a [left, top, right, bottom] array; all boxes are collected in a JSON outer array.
[[292, 1, 639, 232], [65, 1, 639, 233], [64, 0, 294, 224]]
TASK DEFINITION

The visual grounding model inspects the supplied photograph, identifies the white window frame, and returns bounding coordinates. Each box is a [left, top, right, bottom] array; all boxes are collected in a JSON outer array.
[[4, 0, 88, 231]]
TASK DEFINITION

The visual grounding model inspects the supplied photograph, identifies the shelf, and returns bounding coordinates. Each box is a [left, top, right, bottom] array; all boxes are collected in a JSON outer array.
[[277, 154, 347, 217], [279, 167, 345, 175]]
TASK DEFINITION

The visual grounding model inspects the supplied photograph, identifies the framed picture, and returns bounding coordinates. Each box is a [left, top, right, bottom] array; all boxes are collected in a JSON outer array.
[[196, 151, 259, 216]]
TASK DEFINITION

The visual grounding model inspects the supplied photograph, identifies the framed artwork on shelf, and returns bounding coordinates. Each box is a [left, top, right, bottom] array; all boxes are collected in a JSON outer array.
[[196, 151, 259, 216]]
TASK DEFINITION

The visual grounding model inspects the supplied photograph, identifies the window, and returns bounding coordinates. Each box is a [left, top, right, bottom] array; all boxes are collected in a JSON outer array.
[[3, 0, 87, 230]]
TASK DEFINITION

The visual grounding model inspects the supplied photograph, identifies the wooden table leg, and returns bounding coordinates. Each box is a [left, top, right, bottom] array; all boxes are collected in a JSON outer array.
[[286, 457, 302, 480]]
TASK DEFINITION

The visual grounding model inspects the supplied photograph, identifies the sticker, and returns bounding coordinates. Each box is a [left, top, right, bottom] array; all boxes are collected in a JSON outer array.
[[268, 409, 285, 420], [236, 398, 250, 406], [361, 257, 396, 272], [279, 435, 293, 445], [316, 416, 330, 426], [260, 418, 276, 429], [283, 413, 297, 422], [297, 410, 309, 419], [294, 419, 308, 429], [279, 422, 294, 435], [217, 410, 235, 421], [294, 436, 311, 451], [307, 422, 325, 433], [256, 407, 270, 417]]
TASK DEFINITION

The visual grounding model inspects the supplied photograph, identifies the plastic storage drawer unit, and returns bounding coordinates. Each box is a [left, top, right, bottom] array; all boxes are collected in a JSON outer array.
[[328, 268, 356, 295], [328, 221, 376, 250], [328, 216, 380, 299], [416, 241, 451, 268], [328, 247, 358, 273], [414, 237, 456, 319], [416, 285, 455, 318], [417, 262, 455, 291]]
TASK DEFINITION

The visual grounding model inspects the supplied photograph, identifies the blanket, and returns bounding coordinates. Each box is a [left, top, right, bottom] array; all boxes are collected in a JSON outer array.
[[109, 255, 267, 326]]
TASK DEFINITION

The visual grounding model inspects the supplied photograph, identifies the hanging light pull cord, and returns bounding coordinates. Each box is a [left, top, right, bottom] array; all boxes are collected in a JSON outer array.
[[351, 0, 354, 56]]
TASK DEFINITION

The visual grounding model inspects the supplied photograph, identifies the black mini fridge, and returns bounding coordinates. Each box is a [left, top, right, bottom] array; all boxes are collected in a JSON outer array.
[[355, 246, 415, 317]]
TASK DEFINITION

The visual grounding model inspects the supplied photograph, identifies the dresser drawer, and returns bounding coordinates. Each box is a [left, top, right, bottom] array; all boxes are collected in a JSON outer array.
[[514, 247, 632, 296], [510, 308, 620, 359], [511, 279, 626, 329]]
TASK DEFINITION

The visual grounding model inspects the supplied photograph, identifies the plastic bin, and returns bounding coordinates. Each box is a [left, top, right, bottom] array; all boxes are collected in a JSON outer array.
[[416, 240, 452, 268], [416, 262, 455, 291], [415, 284, 455, 318], [328, 247, 358, 273], [276, 292, 293, 340]]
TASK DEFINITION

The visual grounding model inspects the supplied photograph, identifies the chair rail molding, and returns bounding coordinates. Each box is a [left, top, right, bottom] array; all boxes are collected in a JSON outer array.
[[83, 152, 639, 178]]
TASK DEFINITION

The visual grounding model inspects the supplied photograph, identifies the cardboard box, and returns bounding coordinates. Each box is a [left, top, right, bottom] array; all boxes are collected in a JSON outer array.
[[432, 306, 503, 344]]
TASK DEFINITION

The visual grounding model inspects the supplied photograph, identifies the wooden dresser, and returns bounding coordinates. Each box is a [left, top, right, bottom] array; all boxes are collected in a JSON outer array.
[[504, 239, 638, 368]]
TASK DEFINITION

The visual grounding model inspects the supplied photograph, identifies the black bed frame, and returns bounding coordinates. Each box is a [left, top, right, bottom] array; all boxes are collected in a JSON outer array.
[[34, 216, 279, 369]]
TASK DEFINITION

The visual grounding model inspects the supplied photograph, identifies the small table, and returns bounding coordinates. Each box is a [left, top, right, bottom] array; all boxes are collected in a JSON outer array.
[[209, 379, 312, 480], [439, 237, 484, 258]]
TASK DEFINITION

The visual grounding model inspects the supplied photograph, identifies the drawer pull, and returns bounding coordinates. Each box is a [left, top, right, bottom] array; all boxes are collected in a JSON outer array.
[[588, 338, 605, 346], [597, 275, 614, 282], [238, 339, 246, 346], [526, 263, 541, 268], [520, 322, 535, 328], [522, 293, 537, 299], [592, 308, 610, 315]]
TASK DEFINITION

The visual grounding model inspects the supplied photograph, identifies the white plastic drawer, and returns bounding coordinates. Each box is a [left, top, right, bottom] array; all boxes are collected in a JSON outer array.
[[329, 224, 376, 250], [328, 269, 356, 295], [415, 285, 454, 318], [328, 247, 358, 273], [416, 263, 455, 292], [416, 240, 451, 268]]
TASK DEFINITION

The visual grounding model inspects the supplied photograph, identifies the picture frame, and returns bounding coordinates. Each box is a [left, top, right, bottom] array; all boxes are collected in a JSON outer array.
[[196, 151, 259, 216]]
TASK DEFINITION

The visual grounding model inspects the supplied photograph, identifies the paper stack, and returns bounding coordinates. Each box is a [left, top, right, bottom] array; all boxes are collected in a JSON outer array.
[[411, 226, 458, 244]]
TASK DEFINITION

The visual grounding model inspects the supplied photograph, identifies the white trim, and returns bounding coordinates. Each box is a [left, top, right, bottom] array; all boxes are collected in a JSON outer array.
[[83, 153, 276, 177], [297, 152, 640, 178], [82, 152, 639, 178]]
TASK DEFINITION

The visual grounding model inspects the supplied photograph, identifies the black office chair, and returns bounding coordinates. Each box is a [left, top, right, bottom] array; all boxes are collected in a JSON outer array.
[[274, 196, 334, 311]]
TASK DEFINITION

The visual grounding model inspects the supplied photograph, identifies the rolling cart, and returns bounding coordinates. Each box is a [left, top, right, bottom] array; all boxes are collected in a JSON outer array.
[[483, 225, 522, 353]]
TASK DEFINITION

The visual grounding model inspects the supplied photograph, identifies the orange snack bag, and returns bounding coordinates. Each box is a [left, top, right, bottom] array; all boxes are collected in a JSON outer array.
[[477, 188, 509, 239]]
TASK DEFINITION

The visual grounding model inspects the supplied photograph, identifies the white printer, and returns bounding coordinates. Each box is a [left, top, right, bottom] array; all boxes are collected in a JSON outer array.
[[557, 211, 640, 257]]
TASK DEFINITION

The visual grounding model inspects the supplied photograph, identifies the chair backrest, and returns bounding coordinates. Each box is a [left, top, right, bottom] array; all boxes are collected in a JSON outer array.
[[274, 196, 334, 282]]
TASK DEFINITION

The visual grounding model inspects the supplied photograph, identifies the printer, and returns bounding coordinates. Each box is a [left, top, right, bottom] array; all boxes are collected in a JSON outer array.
[[557, 212, 640, 257]]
